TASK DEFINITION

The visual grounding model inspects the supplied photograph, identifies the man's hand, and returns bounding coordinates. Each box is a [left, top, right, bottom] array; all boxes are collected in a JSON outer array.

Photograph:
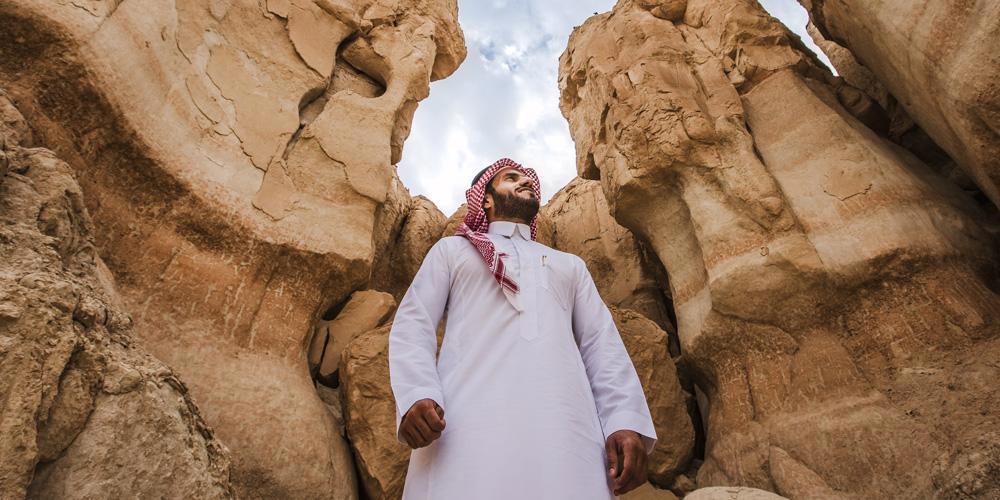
[[400, 398, 446, 449], [606, 429, 647, 495]]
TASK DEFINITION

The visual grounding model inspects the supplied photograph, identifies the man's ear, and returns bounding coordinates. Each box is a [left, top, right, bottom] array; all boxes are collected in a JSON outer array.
[[483, 192, 493, 209]]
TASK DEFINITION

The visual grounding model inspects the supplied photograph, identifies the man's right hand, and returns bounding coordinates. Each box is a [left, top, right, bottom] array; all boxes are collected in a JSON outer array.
[[400, 398, 446, 449]]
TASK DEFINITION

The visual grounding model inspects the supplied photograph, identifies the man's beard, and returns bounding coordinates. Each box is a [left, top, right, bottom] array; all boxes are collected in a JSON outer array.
[[492, 189, 540, 223]]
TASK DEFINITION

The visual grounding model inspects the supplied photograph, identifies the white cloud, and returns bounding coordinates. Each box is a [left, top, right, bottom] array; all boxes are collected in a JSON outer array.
[[397, 0, 833, 216]]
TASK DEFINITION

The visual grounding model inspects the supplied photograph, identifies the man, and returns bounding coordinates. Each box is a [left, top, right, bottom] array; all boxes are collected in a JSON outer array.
[[389, 158, 657, 499]]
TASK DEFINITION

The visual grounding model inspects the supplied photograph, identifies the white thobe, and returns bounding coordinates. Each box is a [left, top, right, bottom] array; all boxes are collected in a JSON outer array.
[[388, 221, 657, 500]]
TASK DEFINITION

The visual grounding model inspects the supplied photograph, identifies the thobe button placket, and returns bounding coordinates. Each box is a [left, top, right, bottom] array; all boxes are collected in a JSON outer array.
[[509, 234, 538, 341]]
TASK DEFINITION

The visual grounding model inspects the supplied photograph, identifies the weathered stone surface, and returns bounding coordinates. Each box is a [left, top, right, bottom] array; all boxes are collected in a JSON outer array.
[[442, 203, 468, 237], [544, 177, 675, 334], [0, 114, 233, 498], [371, 192, 448, 300], [800, 0, 1000, 209], [685, 487, 788, 500], [804, 22, 980, 196], [0, 0, 464, 496], [560, 1, 999, 498], [308, 289, 396, 382], [339, 323, 411, 500], [610, 307, 694, 485], [0, 88, 31, 149], [622, 481, 680, 499]]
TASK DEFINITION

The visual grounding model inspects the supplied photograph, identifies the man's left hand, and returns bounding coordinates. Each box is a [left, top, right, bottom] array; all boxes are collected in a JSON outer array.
[[605, 429, 647, 495]]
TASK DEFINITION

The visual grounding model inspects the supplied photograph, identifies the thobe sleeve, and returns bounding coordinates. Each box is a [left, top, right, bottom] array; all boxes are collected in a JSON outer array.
[[388, 238, 451, 444], [570, 256, 658, 454]]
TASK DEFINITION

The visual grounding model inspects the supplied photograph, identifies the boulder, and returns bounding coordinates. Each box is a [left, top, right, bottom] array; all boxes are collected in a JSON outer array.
[[339, 323, 411, 500], [559, 1, 999, 498], [622, 482, 680, 499], [610, 308, 694, 485], [685, 487, 788, 500], [308, 289, 397, 383]]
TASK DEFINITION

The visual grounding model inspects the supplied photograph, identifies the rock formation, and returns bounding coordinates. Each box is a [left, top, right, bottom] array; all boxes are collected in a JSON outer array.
[[560, 0, 999, 498], [308, 289, 396, 384], [799, 0, 1000, 209], [5, 0, 1000, 497], [370, 192, 448, 300], [0, 0, 463, 496], [543, 177, 675, 335], [610, 307, 694, 484], [684, 487, 788, 500], [339, 323, 409, 500], [0, 95, 233, 498]]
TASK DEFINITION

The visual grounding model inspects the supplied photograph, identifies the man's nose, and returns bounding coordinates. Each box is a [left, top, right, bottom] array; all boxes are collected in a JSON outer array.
[[517, 177, 533, 189]]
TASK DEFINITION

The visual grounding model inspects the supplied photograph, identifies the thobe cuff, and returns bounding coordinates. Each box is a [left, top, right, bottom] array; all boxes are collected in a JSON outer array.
[[394, 386, 446, 444], [602, 410, 658, 455]]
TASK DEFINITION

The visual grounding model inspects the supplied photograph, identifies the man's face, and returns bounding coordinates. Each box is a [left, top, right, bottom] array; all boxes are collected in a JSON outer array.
[[484, 166, 539, 223]]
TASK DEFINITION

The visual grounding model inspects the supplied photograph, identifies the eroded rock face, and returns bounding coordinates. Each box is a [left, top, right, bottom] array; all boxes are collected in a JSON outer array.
[[370, 192, 448, 300], [544, 177, 675, 334], [308, 289, 396, 383], [339, 323, 409, 500], [0, 103, 233, 498], [800, 0, 1000, 209], [0, 0, 464, 496], [685, 487, 788, 500], [560, 1, 999, 498], [610, 308, 694, 485]]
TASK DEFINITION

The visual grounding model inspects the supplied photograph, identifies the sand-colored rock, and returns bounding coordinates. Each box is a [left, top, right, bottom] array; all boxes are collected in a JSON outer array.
[[560, 1, 999, 498], [339, 323, 410, 500], [622, 481, 680, 500], [610, 308, 694, 485], [308, 289, 396, 383], [800, 0, 1000, 209], [442, 203, 468, 238], [371, 193, 448, 300], [803, 22, 979, 195], [0, 111, 233, 498], [544, 177, 674, 334], [685, 487, 787, 500], [0, 0, 464, 496]]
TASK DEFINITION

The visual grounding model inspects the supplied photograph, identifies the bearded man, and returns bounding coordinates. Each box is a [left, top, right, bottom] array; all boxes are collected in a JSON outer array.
[[388, 158, 657, 499]]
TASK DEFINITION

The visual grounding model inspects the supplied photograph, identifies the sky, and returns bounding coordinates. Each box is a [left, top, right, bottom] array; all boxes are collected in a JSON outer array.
[[397, 0, 833, 216]]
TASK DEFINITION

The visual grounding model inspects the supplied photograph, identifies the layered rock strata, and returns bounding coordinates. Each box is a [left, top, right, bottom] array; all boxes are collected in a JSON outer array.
[[560, 1, 999, 498], [0, 0, 464, 496], [799, 0, 1000, 209], [0, 96, 233, 499]]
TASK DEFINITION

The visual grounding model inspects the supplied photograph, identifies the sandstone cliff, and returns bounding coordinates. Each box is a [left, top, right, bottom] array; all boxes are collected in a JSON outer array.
[[0, 0, 464, 496], [560, 0, 999, 498]]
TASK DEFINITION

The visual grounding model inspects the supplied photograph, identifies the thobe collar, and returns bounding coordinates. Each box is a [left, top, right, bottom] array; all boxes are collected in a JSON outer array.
[[487, 220, 532, 240]]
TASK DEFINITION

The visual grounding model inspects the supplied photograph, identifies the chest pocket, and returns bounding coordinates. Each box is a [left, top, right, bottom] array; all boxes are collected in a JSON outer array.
[[540, 255, 574, 311]]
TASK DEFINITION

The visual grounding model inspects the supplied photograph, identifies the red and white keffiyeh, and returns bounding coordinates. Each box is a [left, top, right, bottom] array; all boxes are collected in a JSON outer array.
[[455, 158, 541, 294]]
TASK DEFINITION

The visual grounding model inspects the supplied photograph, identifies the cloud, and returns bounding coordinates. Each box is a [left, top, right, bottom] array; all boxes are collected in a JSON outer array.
[[397, 0, 832, 216]]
